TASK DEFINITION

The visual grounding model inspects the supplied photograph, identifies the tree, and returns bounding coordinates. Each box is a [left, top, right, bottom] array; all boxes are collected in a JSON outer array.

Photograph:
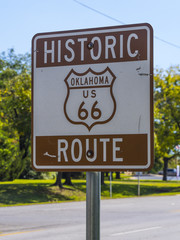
[[53, 172, 84, 189], [63, 172, 73, 186], [0, 122, 20, 180], [154, 66, 180, 180], [116, 172, 121, 179], [52, 172, 63, 188], [0, 49, 31, 180], [101, 172, 105, 185]]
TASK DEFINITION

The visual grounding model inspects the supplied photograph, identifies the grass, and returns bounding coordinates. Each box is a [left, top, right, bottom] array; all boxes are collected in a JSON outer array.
[[0, 179, 86, 207], [102, 180, 180, 198], [0, 177, 180, 207]]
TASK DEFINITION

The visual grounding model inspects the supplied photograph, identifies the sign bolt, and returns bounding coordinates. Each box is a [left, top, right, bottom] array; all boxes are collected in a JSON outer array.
[[87, 42, 94, 49], [87, 150, 94, 158]]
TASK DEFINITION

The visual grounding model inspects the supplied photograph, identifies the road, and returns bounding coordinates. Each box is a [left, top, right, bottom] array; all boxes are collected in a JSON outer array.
[[132, 173, 180, 181], [1, 195, 180, 239]]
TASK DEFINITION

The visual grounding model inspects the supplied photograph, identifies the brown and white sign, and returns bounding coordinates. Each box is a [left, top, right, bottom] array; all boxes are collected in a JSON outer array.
[[32, 23, 153, 171]]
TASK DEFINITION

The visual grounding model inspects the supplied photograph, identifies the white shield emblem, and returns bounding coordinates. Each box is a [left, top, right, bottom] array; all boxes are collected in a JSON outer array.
[[64, 67, 116, 131]]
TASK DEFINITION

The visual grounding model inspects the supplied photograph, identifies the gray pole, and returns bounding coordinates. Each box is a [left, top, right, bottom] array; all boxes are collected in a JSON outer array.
[[110, 172, 112, 198], [86, 172, 101, 240], [138, 172, 140, 196]]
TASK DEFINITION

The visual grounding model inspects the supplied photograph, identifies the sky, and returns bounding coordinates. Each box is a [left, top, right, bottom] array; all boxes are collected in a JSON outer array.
[[0, 0, 180, 70]]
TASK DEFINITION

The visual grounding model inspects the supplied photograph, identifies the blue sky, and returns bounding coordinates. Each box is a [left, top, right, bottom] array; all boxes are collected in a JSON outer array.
[[1, 0, 180, 69]]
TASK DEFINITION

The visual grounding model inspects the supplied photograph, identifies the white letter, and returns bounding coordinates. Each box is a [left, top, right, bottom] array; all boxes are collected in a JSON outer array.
[[78, 38, 88, 61], [71, 139, 82, 162], [58, 40, 61, 63], [113, 138, 123, 162], [44, 41, 54, 63], [64, 39, 75, 62], [90, 37, 102, 60], [105, 36, 116, 59], [58, 139, 68, 162], [100, 138, 110, 162], [120, 35, 123, 58], [86, 139, 97, 162], [127, 33, 138, 57]]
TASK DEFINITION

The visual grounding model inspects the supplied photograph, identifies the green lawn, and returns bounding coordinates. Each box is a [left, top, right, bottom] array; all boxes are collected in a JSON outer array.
[[0, 178, 180, 207]]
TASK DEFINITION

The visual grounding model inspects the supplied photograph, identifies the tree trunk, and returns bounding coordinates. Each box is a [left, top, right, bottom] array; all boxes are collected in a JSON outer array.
[[163, 158, 168, 181], [18, 134, 30, 178], [53, 172, 63, 188], [64, 172, 73, 186], [116, 172, 121, 179], [101, 172, 105, 185]]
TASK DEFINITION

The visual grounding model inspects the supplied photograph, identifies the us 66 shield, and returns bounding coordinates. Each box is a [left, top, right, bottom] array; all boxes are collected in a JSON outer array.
[[64, 67, 116, 131]]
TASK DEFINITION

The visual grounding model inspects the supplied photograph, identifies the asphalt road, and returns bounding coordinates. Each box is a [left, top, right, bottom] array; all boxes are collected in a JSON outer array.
[[132, 173, 180, 181], [1, 195, 180, 240]]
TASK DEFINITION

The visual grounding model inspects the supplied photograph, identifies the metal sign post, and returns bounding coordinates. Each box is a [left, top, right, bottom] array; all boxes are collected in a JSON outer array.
[[138, 172, 141, 196], [110, 172, 112, 198], [86, 172, 101, 240]]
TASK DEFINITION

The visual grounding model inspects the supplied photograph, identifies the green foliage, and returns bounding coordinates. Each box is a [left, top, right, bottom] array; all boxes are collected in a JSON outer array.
[[0, 49, 56, 180], [0, 127, 19, 180], [153, 66, 180, 174], [0, 49, 31, 72], [0, 49, 31, 180], [0, 49, 179, 180]]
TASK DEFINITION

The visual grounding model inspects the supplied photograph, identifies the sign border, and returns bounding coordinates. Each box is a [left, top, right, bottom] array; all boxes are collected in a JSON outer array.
[[31, 23, 153, 172]]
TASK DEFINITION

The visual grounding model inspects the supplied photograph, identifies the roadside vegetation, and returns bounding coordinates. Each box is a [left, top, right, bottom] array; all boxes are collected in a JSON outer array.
[[1, 175, 180, 207], [0, 50, 180, 206], [0, 49, 179, 183]]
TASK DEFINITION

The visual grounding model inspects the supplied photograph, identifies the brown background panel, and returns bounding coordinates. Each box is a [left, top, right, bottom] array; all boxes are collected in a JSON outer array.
[[35, 134, 147, 168], [36, 29, 147, 68]]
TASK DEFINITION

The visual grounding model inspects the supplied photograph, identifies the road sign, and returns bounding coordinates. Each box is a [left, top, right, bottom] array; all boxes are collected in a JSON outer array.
[[32, 23, 153, 171]]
